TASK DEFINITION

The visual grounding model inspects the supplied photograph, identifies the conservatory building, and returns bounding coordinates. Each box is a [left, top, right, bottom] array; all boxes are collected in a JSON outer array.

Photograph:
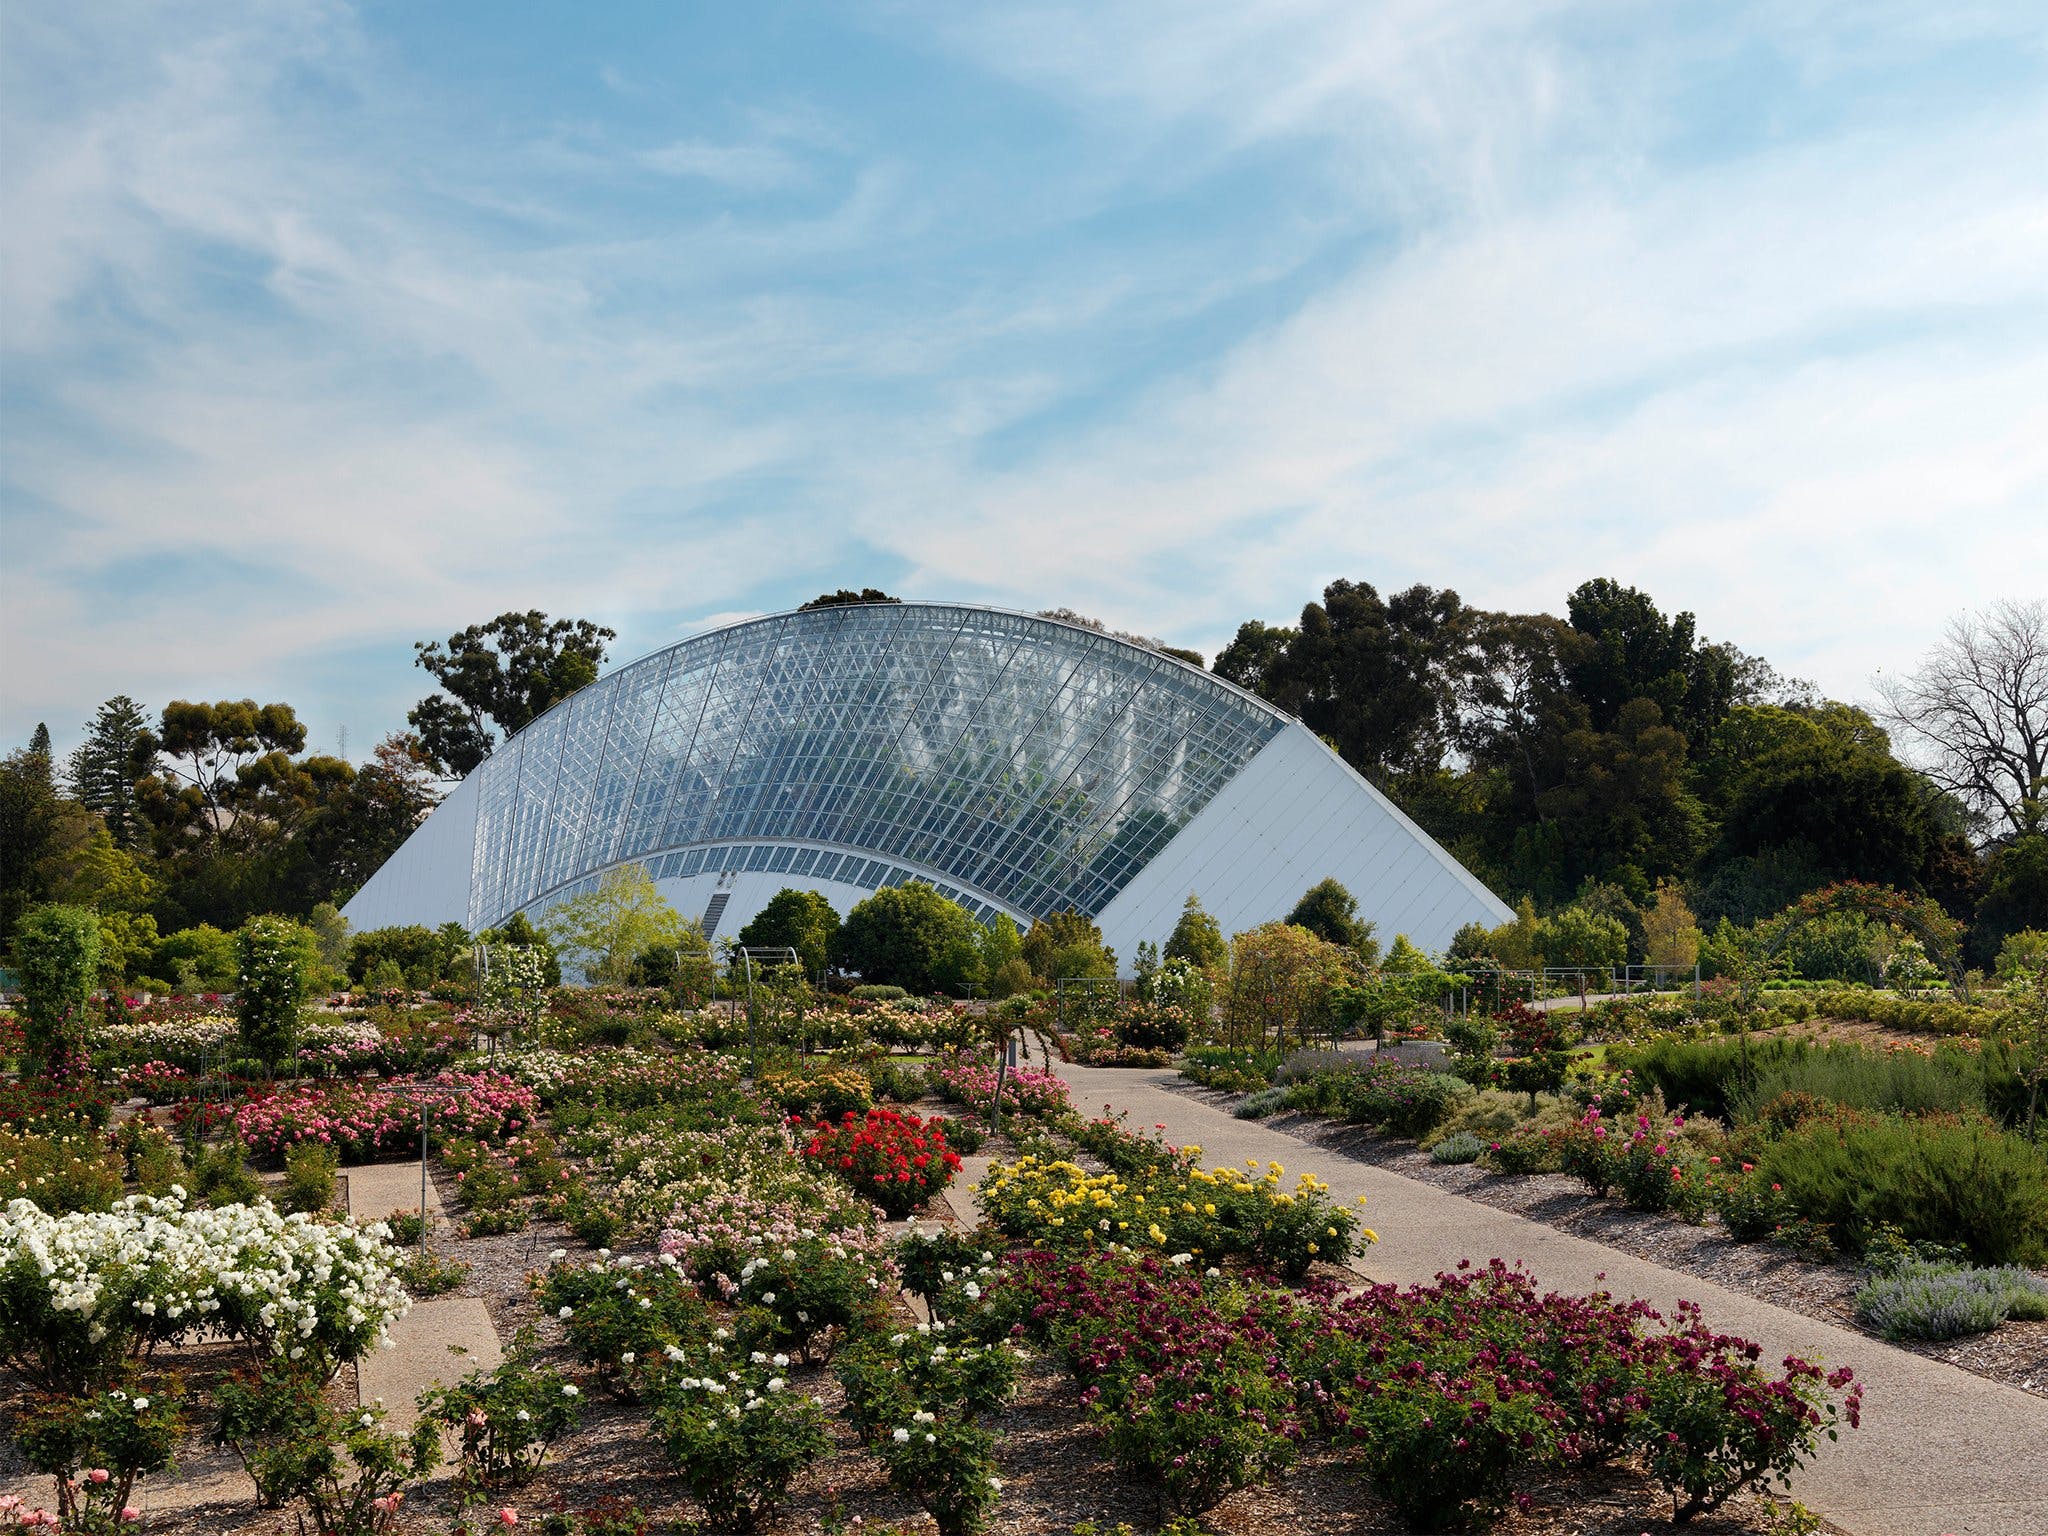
[[342, 602, 1512, 967]]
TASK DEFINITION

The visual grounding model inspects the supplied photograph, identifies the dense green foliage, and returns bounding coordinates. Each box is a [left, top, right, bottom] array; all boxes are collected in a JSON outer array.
[[15, 903, 102, 1067], [408, 609, 615, 775], [237, 914, 319, 1064], [1215, 578, 2032, 955], [736, 887, 842, 978], [833, 882, 979, 994]]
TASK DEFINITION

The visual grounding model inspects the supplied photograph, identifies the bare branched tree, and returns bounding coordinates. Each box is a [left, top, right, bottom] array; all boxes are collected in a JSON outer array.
[[1875, 599, 2048, 843]]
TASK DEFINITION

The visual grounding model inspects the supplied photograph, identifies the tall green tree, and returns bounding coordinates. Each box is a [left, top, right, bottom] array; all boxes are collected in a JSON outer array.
[[0, 747, 62, 943], [1719, 734, 1947, 894], [832, 883, 977, 995], [1284, 877, 1379, 959], [1534, 698, 1706, 895], [1227, 581, 1470, 786], [296, 734, 442, 899], [137, 700, 311, 846], [1019, 909, 1116, 982], [1975, 830, 2048, 968], [66, 696, 154, 849], [975, 913, 1028, 997], [409, 611, 616, 775], [1563, 579, 1734, 751], [1162, 894, 1228, 973], [736, 888, 841, 978]]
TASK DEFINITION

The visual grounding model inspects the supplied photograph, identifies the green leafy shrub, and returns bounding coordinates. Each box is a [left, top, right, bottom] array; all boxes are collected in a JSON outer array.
[[893, 1227, 999, 1319], [1614, 1034, 1808, 1120], [1430, 1130, 1485, 1164], [1482, 1126, 1566, 1174], [187, 1141, 263, 1206], [1712, 1165, 1796, 1241], [1180, 1045, 1280, 1092], [215, 1363, 329, 1508], [382, 1209, 425, 1246], [421, 1329, 584, 1490], [250, 1394, 439, 1536], [1232, 1085, 1288, 1119], [1333, 1064, 1467, 1137], [0, 1122, 124, 1213], [875, 1414, 1004, 1536], [1732, 1043, 1989, 1122], [398, 1250, 471, 1297], [1756, 1114, 2048, 1264], [648, 1343, 830, 1532], [15, 1380, 186, 1531], [15, 904, 101, 1072], [930, 1113, 986, 1154], [280, 1142, 339, 1214], [1854, 1258, 2048, 1340], [236, 915, 317, 1066], [534, 1256, 715, 1401]]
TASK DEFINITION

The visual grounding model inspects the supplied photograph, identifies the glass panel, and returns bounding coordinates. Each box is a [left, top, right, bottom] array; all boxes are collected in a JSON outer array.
[[466, 604, 1282, 928]]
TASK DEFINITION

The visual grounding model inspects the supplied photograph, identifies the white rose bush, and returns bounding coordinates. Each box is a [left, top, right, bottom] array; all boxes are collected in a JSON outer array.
[[0, 1193, 410, 1395]]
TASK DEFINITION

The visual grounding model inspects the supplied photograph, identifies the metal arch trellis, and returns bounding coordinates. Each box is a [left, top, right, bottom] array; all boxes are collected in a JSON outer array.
[[1754, 881, 1972, 1003]]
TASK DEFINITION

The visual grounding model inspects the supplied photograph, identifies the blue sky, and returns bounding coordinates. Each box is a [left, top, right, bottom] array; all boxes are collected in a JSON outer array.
[[4, 0, 2046, 759]]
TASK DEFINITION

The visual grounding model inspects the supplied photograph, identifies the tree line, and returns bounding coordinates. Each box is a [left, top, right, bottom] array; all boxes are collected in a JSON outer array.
[[5, 587, 2041, 988], [1212, 582, 2046, 969]]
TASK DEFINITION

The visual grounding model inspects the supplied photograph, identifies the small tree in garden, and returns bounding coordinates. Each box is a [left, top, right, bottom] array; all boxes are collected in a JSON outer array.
[[1164, 893, 1229, 973], [543, 863, 684, 985], [1999, 966, 2048, 1141], [14, 903, 101, 1070], [1643, 881, 1703, 968], [237, 914, 318, 1065], [481, 943, 551, 1037], [737, 887, 841, 980], [1286, 877, 1380, 961], [836, 883, 980, 995], [1223, 921, 1358, 1050]]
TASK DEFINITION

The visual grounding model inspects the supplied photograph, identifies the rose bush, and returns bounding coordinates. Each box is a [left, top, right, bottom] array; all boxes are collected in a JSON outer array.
[[798, 1107, 960, 1219]]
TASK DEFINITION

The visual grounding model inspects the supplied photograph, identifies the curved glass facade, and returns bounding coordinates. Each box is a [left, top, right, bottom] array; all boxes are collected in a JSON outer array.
[[465, 604, 1286, 930]]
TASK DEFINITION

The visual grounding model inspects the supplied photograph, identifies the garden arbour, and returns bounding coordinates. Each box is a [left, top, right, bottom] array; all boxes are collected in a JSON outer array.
[[1755, 882, 1972, 1002]]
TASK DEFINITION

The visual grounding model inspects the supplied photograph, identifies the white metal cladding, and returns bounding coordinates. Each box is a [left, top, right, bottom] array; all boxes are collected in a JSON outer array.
[[342, 770, 481, 931], [341, 602, 1515, 959], [1092, 723, 1516, 961]]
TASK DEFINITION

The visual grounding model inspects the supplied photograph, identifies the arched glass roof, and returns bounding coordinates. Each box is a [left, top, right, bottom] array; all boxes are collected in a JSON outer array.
[[465, 603, 1286, 929]]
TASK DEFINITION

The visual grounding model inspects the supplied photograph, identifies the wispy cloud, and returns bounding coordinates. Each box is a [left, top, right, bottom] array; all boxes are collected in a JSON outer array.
[[3, 0, 2044, 756], [638, 138, 809, 189]]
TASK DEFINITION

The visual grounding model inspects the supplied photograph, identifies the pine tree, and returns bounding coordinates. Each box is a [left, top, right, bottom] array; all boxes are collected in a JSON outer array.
[[25, 723, 54, 789], [66, 696, 153, 849]]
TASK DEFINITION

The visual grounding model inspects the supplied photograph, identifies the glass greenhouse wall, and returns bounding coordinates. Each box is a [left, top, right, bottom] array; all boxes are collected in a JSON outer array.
[[463, 604, 1283, 931], [344, 601, 1514, 963]]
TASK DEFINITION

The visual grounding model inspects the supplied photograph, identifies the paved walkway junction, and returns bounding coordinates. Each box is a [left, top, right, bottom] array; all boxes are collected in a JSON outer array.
[[972, 1061, 2048, 1536]]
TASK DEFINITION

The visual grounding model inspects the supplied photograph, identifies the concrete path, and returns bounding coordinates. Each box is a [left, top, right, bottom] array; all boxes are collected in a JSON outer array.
[[1027, 1062, 2048, 1536], [347, 1161, 503, 1427]]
